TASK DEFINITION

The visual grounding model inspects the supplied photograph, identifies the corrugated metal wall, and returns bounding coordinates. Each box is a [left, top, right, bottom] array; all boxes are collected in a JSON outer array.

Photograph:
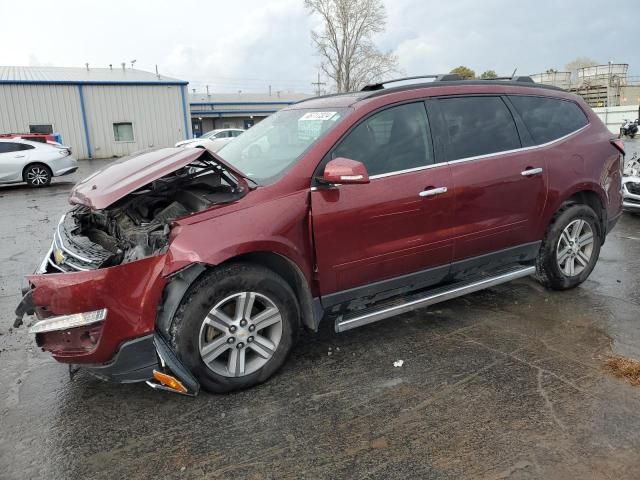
[[83, 85, 189, 158], [0, 84, 88, 158], [0, 83, 191, 159]]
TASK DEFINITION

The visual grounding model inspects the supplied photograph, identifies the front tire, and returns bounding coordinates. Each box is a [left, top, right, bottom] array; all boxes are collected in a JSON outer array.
[[24, 164, 52, 187], [170, 263, 299, 393], [536, 204, 601, 290]]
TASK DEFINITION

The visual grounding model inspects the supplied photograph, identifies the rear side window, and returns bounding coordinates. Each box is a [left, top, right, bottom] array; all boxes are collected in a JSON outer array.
[[438, 96, 521, 161], [509, 96, 588, 144], [0, 142, 24, 153], [333, 102, 434, 176]]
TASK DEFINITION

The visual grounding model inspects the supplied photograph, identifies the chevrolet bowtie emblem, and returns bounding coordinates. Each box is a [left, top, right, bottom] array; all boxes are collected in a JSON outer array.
[[53, 248, 65, 265]]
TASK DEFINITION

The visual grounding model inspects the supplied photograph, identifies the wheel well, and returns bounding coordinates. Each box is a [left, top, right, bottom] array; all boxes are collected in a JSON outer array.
[[565, 190, 606, 239], [222, 252, 322, 332], [156, 254, 322, 338], [22, 162, 52, 181]]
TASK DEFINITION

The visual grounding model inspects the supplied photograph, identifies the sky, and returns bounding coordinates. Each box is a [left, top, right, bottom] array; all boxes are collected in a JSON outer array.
[[0, 0, 637, 94]]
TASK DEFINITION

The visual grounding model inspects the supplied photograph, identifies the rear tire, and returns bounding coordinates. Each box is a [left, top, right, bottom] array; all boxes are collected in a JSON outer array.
[[535, 204, 601, 290], [170, 263, 299, 393], [23, 164, 52, 187]]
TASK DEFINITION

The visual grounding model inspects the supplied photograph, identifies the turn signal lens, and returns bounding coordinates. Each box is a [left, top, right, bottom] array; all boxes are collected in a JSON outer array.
[[29, 309, 107, 334], [152, 370, 188, 394]]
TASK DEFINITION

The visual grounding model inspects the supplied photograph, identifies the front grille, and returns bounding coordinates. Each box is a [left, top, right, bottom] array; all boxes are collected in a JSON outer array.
[[48, 214, 113, 272], [626, 182, 640, 196]]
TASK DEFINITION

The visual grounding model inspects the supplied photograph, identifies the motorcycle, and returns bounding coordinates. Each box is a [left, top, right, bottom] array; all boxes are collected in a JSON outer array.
[[620, 118, 639, 139]]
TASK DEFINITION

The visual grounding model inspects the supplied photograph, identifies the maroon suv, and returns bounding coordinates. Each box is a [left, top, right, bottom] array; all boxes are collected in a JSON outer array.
[[16, 75, 623, 395]]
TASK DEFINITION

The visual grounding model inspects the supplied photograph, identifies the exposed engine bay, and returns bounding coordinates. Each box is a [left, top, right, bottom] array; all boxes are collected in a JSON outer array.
[[48, 156, 245, 272]]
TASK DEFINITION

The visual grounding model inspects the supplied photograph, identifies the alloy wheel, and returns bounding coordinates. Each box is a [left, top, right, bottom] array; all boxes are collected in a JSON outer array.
[[26, 167, 50, 186], [556, 219, 594, 277], [198, 292, 283, 377]]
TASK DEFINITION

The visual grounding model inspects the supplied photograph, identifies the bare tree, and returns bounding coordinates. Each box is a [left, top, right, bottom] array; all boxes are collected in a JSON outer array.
[[305, 0, 399, 92]]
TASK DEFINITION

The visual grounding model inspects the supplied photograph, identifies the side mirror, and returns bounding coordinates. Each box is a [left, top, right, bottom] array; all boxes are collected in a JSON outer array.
[[322, 157, 370, 185]]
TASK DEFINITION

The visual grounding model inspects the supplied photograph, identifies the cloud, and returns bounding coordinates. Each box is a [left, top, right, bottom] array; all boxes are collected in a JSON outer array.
[[0, 0, 637, 91]]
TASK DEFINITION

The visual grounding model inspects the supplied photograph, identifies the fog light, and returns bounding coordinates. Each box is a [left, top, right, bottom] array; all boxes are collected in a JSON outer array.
[[28, 309, 107, 334]]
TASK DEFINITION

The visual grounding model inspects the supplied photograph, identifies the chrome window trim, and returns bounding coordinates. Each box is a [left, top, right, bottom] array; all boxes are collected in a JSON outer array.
[[446, 123, 590, 166], [368, 123, 589, 180], [369, 163, 442, 180]]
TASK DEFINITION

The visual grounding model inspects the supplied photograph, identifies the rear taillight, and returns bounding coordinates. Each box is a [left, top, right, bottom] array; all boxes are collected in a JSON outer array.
[[611, 139, 625, 156]]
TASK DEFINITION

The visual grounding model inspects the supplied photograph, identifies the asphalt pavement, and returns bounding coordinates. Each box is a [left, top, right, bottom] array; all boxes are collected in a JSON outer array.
[[1, 144, 640, 479]]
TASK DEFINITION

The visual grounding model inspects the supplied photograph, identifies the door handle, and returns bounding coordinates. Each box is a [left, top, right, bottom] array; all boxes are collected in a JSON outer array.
[[521, 167, 543, 177], [14, 155, 26, 158], [419, 186, 448, 197]]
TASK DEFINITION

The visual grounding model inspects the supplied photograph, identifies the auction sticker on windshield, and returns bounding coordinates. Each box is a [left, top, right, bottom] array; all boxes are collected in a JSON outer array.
[[299, 111, 338, 121], [298, 111, 339, 140]]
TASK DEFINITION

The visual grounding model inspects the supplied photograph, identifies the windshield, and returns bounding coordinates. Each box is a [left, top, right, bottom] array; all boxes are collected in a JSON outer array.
[[200, 130, 218, 140], [217, 108, 348, 184]]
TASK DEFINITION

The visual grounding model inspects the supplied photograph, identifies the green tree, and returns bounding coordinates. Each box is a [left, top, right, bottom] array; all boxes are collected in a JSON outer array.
[[480, 70, 497, 79], [450, 66, 475, 80]]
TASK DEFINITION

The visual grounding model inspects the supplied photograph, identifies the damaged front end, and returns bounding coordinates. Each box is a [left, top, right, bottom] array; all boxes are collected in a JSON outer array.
[[44, 150, 246, 274], [15, 148, 250, 395]]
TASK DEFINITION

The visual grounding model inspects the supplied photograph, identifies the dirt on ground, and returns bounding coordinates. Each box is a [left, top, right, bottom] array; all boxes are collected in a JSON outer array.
[[605, 356, 640, 386]]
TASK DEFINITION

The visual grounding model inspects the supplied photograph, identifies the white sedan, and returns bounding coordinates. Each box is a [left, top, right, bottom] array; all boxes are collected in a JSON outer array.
[[0, 139, 78, 187], [175, 128, 245, 150]]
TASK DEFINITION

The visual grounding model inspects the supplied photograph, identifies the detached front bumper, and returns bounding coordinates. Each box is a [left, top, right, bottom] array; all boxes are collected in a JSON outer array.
[[16, 252, 200, 395], [622, 176, 640, 211], [21, 254, 167, 364], [84, 332, 199, 396]]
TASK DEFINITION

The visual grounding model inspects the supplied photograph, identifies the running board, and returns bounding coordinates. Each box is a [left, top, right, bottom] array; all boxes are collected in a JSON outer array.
[[335, 265, 535, 333]]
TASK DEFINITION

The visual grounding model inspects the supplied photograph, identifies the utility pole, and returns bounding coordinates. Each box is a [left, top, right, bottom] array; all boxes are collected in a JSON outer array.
[[312, 72, 326, 96]]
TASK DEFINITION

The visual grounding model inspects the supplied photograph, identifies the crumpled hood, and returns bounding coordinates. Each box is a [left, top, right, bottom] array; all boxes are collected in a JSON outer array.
[[69, 147, 249, 210]]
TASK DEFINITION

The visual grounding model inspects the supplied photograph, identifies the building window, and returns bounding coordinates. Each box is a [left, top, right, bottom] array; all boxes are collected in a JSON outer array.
[[113, 122, 134, 142], [29, 124, 53, 134]]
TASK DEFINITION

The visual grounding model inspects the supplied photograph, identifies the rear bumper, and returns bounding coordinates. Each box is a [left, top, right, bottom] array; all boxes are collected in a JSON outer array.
[[56, 166, 78, 176], [49, 155, 78, 177]]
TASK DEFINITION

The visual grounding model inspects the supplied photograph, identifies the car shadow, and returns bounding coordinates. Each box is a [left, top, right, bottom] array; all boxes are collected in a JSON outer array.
[[0, 180, 76, 193]]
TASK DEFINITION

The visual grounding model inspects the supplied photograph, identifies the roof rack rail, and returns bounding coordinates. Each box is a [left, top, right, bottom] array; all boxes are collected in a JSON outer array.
[[361, 74, 462, 91], [487, 75, 535, 83], [361, 74, 536, 91]]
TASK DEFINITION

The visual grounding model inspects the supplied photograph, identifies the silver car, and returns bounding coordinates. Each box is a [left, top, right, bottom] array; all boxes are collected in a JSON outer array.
[[623, 151, 640, 212], [0, 139, 78, 187], [175, 128, 245, 148]]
